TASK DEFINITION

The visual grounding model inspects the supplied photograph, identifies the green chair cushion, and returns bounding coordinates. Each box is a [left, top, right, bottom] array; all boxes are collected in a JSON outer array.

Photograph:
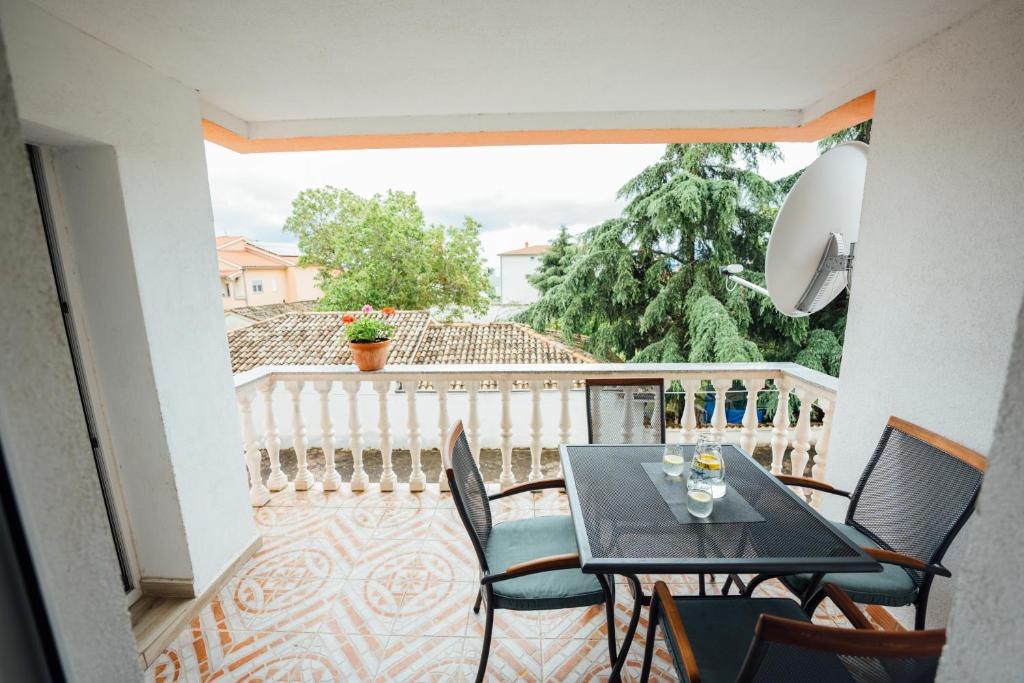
[[663, 597, 851, 683], [484, 515, 606, 611], [781, 523, 918, 607]]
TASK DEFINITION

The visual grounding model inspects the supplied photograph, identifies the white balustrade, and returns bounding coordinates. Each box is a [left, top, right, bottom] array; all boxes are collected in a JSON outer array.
[[233, 363, 838, 507], [740, 377, 763, 455], [238, 389, 270, 506], [287, 381, 314, 491], [436, 381, 450, 492], [315, 381, 341, 491], [343, 380, 368, 491], [260, 379, 287, 491], [406, 382, 425, 491], [529, 381, 544, 481], [374, 380, 397, 492]]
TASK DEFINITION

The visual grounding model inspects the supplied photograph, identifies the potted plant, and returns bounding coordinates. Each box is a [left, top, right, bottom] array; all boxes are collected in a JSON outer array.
[[342, 305, 396, 371]]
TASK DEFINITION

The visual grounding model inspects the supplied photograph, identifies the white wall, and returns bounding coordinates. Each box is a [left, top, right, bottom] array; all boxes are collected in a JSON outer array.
[[0, 0, 257, 593], [499, 254, 542, 304], [0, 24, 139, 682], [828, 0, 1024, 627]]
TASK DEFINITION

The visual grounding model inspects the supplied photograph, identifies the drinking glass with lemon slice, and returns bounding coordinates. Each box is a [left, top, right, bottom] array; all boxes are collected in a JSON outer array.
[[662, 443, 686, 477]]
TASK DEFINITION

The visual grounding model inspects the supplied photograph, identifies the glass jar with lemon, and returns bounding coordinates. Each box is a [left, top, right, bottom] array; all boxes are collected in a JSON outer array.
[[691, 436, 726, 499]]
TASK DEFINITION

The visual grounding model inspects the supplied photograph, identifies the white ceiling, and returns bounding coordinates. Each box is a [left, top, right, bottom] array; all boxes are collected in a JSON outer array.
[[30, 0, 988, 135]]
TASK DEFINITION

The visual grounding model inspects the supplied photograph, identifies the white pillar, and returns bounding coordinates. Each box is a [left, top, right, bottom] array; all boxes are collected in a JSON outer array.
[[287, 381, 314, 491], [238, 390, 270, 507], [343, 380, 368, 491], [740, 377, 763, 456], [558, 380, 572, 477], [622, 386, 636, 442], [811, 397, 834, 509], [770, 378, 792, 475], [467, 380, 481, 465], [375, 380, 397, 492], [436, 380, 450, 492], [711, 378, 731, 441], [406, 383, 425, 492], [499, 380, 515, 489], [790, 387, 814, 481], [260, 379, 287, 491], [529, 380, 544, 481], [681, 379, 700, 443], [315, 380, 341, 491]]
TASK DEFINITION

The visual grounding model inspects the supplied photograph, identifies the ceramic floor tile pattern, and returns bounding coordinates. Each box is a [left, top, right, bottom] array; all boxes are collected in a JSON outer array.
[[147, 484, 859, 682]]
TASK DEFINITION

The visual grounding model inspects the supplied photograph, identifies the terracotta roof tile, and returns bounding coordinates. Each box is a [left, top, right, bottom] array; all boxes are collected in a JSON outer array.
[[227, 300, 319, 322]]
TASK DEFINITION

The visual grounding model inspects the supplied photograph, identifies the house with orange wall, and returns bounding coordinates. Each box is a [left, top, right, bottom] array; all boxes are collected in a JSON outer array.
[[216, 236, 322, 309]]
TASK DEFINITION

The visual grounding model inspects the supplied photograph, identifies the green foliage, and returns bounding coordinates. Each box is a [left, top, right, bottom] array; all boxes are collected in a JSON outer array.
[[527, 226, 576, 295], [818, 120, 872, 153], [284, 187, 493, 318], [517, 139, 855, 377], [794, 329, 844, 376], [342, 315, 395, 343]]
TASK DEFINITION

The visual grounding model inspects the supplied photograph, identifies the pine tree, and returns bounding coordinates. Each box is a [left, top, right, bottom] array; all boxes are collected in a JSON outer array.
[[527, 226, 575, 296]]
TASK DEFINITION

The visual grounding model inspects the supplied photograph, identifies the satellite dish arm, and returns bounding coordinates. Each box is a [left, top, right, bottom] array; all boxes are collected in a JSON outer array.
[[719, 265, 770, 297]]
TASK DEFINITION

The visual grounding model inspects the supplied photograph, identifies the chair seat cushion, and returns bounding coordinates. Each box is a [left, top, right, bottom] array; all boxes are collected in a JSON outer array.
[[484, 515, 605, 611], [664, 597, 852, 683], [781, 523, 919, 607]]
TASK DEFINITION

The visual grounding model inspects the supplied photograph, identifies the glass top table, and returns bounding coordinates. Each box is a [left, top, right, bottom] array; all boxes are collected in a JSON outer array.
[[559, 443, 881, 682]]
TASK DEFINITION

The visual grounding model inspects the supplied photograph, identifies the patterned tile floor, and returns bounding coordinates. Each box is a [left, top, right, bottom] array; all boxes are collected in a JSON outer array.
[[146, 484, 855, 682]]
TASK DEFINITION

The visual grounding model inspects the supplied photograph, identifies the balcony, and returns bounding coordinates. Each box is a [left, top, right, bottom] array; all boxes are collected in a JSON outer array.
[[145, 362, 848, 681]]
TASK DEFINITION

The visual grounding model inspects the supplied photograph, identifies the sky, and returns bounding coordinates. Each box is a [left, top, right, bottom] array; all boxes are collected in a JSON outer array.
[[205, 141, 820, 270]]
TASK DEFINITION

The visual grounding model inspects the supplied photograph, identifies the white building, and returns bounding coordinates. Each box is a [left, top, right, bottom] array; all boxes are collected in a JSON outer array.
[[0, 0, 1022, 679], [498, 242, 549, 304]]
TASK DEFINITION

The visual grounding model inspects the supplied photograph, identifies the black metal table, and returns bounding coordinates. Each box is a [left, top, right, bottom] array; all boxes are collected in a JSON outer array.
[[560, 443, 881, 681]]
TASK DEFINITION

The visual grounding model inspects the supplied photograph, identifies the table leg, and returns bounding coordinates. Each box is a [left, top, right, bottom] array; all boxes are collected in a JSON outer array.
[[610, 574, 643, 683]]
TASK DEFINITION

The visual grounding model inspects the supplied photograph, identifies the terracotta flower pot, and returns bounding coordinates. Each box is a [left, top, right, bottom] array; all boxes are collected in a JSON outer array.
[[349, 339, 391, 371]]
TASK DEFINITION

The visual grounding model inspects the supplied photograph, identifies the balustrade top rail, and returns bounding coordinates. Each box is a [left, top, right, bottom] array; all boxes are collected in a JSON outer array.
[[235, 362, 837, 397]]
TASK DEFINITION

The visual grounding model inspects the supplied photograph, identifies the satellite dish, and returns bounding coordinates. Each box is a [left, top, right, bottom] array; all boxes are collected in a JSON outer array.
[[764, 141, 868, 317]]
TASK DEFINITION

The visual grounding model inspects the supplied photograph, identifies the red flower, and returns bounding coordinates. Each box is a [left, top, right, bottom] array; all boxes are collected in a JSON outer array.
[[341, 314, 355, 323], [382, 307, 395, 316]]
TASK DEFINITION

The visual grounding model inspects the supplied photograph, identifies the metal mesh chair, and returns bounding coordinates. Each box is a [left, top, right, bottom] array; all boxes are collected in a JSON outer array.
[[740, 416, 986, 629], [641, 581, 945, 683], [586, 378, 666, 444], [443, 420, 617, 683]]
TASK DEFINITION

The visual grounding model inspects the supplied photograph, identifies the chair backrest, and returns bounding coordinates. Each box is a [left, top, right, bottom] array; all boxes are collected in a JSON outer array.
[[846, 417, 986, 580], [737, 615, 946, 683], [443, 420, 492, 572], [585, 378, 665, 444]]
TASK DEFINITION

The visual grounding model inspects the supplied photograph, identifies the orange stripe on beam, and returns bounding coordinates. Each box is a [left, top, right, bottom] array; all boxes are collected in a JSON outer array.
[[205, 92, 874, 153]]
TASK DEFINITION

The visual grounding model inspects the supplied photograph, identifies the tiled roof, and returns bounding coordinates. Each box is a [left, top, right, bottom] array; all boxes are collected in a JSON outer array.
[[499, 244, 550, 256], [226, 312, 595, 374], [227, 311, 430, 372], [414, 322, 593, 365], [227, 300, 320, 323]]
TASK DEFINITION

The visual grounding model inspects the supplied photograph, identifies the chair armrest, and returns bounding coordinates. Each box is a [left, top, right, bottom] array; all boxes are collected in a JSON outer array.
[[481, 552, 580, 584], [821, 584, 875, 630], [488, 478, 565, 500], [775, 475, 851, 498], [862, 548, 952, 578], [653, 581, 702, 683]]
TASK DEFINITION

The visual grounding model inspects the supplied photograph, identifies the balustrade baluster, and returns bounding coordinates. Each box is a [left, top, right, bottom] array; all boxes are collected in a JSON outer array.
[[287, 381, 314, 490], [529, 381, 544, 480], [436, 380, 450, 492], [681, 379, 699, 443], [466, 381, 481, 465], [558, 380, 572, 476], [238, 390, 271, 506], [343, 380, 368, 491], [770, 378, 792, 474], [740, 377, 763, 455], [811, 397, 834, 508], [499, 380, 515, 489], [315, 381, 341, 491], [711, 378, 730, 441], [621, 385, 636, 442], [405, 382, 425, 492], [374, 380, 397, 492], [260, 379, 287, 491], [790, 387, 814, 499]]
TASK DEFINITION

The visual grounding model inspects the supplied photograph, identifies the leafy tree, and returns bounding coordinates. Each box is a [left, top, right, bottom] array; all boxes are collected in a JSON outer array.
[[284, 187, 492, 317], [527, 226, 576, 296], [819, 119, 872, 153], [518, 143, 804, 364]]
